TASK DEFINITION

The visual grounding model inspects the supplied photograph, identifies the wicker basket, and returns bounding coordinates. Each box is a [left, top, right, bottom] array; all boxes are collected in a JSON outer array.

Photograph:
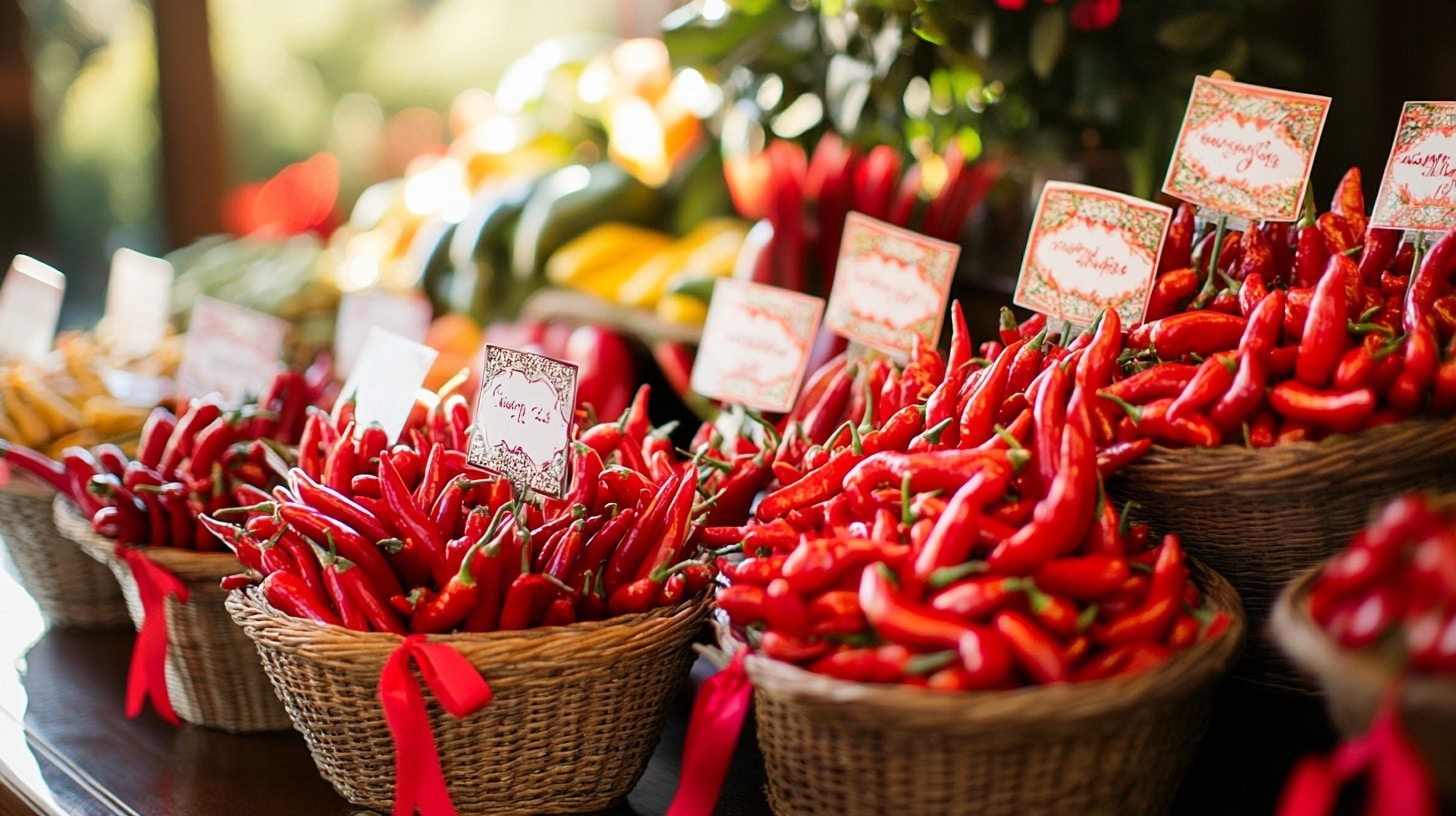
[[726, 559, 1245, 816], [1271, 564, 1456, 802], [0, 476, 129, 629], [1107, 416, 1456, 693], [53, 497, 292, 732], [225, 584, 711, 815]]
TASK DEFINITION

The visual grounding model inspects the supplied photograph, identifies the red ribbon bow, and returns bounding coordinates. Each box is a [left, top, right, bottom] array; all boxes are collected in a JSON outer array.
[[116, 546, 188, 726], [380, 635, 493, 816], [666, 650, 752, 816], [1276, 685, 1438, 816]]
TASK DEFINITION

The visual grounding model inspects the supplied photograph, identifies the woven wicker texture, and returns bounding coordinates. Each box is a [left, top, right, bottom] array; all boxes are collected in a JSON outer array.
[[733, 560, 1245, 816], [54, 497, 292, 732], [1107, 417, 1456, 693], [226, 585, 710, 815], [1272, 565, 1456, 803], [0, 478, 128, 629]]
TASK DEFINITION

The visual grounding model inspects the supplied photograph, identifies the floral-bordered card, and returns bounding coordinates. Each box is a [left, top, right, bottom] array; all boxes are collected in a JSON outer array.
[[691, 279, 825, 413], [823, 212, 958, 354], [468, 345, 579, 498], [1162, 76, 1331, 222], [1370, 101, 1456, 232], [1014, 182, 1170, 327]]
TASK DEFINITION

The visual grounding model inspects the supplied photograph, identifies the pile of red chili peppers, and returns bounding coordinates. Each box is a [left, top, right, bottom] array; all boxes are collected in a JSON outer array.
[[201, 383, 714, 634], [1092, 167, 1456, 448], [1305, 493, 1456, 671], [696, 296, 1231, 688], [0, 366, 322, 549]]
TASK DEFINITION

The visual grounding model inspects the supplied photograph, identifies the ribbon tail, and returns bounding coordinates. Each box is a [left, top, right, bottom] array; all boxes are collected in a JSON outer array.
[[1275, 755, 1340, 816], [1366, 694, 1438, 816], [666, 651, 752, 816], [382, 637, 480, 816], [120, 549, 183, 726]]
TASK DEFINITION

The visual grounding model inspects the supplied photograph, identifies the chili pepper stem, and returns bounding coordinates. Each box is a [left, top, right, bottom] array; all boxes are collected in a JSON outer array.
[[1192, 213, 1229, 308]]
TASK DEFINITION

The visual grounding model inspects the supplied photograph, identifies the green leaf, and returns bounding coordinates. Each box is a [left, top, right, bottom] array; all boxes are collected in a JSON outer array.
[[1029, 8, 1066, 81], [1156, 13, 1231, 54]]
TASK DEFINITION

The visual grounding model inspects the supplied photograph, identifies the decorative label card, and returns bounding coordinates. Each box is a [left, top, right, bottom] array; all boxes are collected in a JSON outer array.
[[691, 279, 825, 413], [336, 328, 439, 443], [1162, 76, 1332, 221], [0, 255, 65, 363], [468, 345, 579, 498], [333, 290, 434, 378], [1370, 101, 1456, 232], [103, 248, 175, 359], [1014, 182, 1170, 327], [823, 212, 958, 354], [175, 295, 288, 404]]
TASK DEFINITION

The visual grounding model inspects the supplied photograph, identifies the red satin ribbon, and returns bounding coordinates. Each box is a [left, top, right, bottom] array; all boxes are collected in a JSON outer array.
[[1276, 685, 1438, 816], [379, 635, 493, 816], [116, 546, 188, 726], [666, 651, 752, 816]]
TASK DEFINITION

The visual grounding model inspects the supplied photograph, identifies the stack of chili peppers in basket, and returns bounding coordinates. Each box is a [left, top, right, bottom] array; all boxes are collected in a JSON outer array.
[[696, 301, 1232, 689], [0, 365, 324, 548], [1305, 492, 1456, 669], [204, 382, 714, 634], [1094, 166, 1456, 448]]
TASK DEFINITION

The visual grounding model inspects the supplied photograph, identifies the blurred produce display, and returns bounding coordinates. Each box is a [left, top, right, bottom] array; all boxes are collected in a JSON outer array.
[[0, 332, 180, 459]]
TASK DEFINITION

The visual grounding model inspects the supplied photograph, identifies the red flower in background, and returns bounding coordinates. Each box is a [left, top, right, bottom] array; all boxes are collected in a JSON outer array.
[[992, 0, 1121, 31], [1069, 0, 1120, 30], [223, 152, 341, 238]]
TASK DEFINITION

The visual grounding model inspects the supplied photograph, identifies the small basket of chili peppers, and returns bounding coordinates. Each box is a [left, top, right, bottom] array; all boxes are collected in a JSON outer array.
[[222, 384, 715, 816], [1270, 492, 1456, 803], [0, 451, 129, 630], [669, 304, 1243, 816], [46, 365, 325, 732], [1064, 170, 1456, 692]]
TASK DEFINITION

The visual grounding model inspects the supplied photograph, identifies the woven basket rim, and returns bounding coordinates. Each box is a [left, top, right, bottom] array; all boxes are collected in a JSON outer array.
[[52, 493, 240, 582], [226, 584, 712, 672], [1120, 416, 1456, 481], [721, 558, 1245, 732], [1270, 564, 1456, 702], [1, 473, 59, 500]]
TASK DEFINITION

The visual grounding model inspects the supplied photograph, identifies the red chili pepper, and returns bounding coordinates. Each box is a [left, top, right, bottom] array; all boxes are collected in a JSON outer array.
[[1160, 203, 1196, 273], [603, 468, 683, 592], [497, 573, 568, 629], [805, 589, 865, 637], [987, 423, 1096, 574], [1095, 438, 1152, 479], [809, 645, 911, 684], [606, 562, 679, 617], [1316, 211, 1359, 257], [1238, 272, 1270, 318], [158, 397, 222, 476], [276, 503, 403, 600], [1033, 554, 1129, 601], [1167, 351, 1237, 423], [1099, 363, 1199, 406], [378, 455, 450, 588], [1294, 222, 1330, 288], [1205, 352, 1267, 436], [755, 445, 864, 522], [1019, 581, 1088, 639], [860, 563, 976, 652], [957, 339, 1024, 447], [1143, 268, 1199, 322], [1147, 311, 1247, 360], [993, 609, 1067, 684], [1235, 223, 1274, 283], [845, 447, 1019, 503], [1091, 534, 1186, 647], [1358, 227, 1400, 284], [261, 569, 341, 626], [1107, 395, 1223, 449], [911, 467, 1009, 586], [634, 466, 700, 581], [1295, 255, 1353, 388], [762, 577, 812, 637], [135, 407, 176, 471], [929, 575, 1019, 620], [1268, 381, 1376, 434], [1389, 316, 1441, 413]]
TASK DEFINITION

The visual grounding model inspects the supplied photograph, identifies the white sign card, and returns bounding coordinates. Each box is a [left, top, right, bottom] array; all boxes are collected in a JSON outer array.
[[333, 290, 434, 378], [336, 327, 439, 443], [0, 255, 65, 363], [103, 248, 175, 359]]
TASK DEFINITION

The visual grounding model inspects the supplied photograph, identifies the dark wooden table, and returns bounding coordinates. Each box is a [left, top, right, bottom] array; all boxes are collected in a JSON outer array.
[[0, 549, 1362, 816]]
